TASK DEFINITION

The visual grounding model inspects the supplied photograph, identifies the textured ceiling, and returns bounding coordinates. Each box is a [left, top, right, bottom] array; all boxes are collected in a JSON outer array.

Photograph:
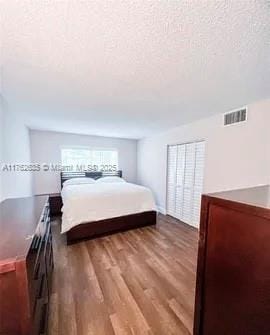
[[0, 1, 270, 139]]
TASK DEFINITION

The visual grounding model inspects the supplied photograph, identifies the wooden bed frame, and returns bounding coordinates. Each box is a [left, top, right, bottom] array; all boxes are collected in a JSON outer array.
[[61, 170, 123, 188], [60, 171, 157, 244]]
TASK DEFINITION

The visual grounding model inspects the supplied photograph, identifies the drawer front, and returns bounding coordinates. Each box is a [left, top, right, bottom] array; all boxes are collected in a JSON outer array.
[[32, 262, 46, 313], [33, 298, 48, 335], [45, 232, 54, 293], [33, 207, 50, 277]]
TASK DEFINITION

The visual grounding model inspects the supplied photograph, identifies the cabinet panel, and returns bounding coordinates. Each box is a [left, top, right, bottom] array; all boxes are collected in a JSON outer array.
[[202, 204, 270, 335], [0, 270, 20, 334], [194, 187, 270, 335]]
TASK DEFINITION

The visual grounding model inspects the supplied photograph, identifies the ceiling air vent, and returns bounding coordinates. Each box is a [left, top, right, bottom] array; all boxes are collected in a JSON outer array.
[[224, 108, 247, 126]]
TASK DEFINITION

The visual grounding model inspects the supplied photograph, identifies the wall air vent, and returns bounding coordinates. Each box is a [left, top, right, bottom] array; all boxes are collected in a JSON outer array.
[[224, 108, 247, 126]]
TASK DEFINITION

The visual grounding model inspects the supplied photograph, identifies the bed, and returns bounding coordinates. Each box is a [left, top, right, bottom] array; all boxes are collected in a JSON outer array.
[[60, 171, 157, 244]]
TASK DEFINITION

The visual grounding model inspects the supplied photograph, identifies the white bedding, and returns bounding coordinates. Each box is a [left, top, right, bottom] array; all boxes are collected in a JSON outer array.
[[61, 182, 156, 233]]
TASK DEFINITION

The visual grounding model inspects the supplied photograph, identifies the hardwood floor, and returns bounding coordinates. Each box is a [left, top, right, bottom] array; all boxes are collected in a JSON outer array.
[[48, 214, 199, 335]]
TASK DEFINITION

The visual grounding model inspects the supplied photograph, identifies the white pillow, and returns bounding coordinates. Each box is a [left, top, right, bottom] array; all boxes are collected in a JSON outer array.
[[63, 177, 96, 186], [96, 176, 125, 183]]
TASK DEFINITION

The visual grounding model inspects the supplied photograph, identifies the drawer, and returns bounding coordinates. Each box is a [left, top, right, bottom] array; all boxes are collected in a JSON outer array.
[[41, 213, 50, 239], [45, 239, 53, 292], [33, 267, 47, 314], [33, 297, 43, 335], [33, 299, 48, 335], [39, 302, 49, 335], [44, 227, 51, 269], [38, 204, 50, 240], [31, 234, 42, 251], [33, 243, 45, 280], [33, 223, 50, 279], [27, 234, 42, 284], [32, 226, 52, 304], [41, 203, 50, 221], [34, 255, 44, 281]]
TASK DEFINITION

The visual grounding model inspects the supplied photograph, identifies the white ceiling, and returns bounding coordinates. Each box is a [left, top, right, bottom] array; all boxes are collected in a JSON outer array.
[[0, 1, 269, 139]]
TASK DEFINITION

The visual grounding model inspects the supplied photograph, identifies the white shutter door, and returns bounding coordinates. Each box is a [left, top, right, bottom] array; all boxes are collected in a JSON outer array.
[[192, 141, 205, 227], [167, 141, 205, 227], [175, 145, 186, 220], [167, 145, 177, 216], [182, 143, 196, 224]]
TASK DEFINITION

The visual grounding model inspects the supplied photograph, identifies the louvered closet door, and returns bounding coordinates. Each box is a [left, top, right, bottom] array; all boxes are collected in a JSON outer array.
[[167, 145, 177, 216], [167, 141, 205, 228], [175, 145, 186, 220], [182, 143, 196, 224]]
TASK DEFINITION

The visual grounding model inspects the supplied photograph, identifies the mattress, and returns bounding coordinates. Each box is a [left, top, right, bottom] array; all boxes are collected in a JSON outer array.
[[61, 182, 156, 233]]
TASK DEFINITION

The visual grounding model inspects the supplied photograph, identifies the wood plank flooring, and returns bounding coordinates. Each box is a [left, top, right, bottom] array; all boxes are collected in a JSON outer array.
[[48, 214, 198, 335]]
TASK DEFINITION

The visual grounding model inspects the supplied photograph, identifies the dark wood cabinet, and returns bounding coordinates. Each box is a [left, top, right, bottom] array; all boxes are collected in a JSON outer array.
[[0, 196, 53, 335], [194, 185, 270, 335]]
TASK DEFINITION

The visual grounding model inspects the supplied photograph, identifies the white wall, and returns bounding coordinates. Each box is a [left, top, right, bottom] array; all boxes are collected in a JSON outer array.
[[30, 130, 137, 194], [137, 99, 270, 213], [1, 106, 33, 199], [0, 98, 4, 201]]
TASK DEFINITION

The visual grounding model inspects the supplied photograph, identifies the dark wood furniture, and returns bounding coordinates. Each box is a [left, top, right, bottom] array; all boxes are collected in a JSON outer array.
[[66, 210, 157, 244], [60, 170, 157, 244], [194, 185, 270, 335], [0, 196, 53, 335], [49, 193, 62, 216]]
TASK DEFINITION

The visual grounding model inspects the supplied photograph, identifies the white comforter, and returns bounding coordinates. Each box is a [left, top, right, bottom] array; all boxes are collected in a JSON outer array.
[[61, 182, 156, 233]]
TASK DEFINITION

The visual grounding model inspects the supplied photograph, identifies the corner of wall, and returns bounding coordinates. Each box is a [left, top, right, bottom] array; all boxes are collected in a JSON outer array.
[[1, 102, 33, 199], [156, 206, 167, 215]]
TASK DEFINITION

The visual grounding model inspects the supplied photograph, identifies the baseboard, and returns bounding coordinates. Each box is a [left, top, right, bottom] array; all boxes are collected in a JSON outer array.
[[156, 206, 166, 215]]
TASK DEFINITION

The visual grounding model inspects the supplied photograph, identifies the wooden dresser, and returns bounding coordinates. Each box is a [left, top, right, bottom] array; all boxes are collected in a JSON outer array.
[[194, 185, 270, 335], [0, 196, 54, 335]]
